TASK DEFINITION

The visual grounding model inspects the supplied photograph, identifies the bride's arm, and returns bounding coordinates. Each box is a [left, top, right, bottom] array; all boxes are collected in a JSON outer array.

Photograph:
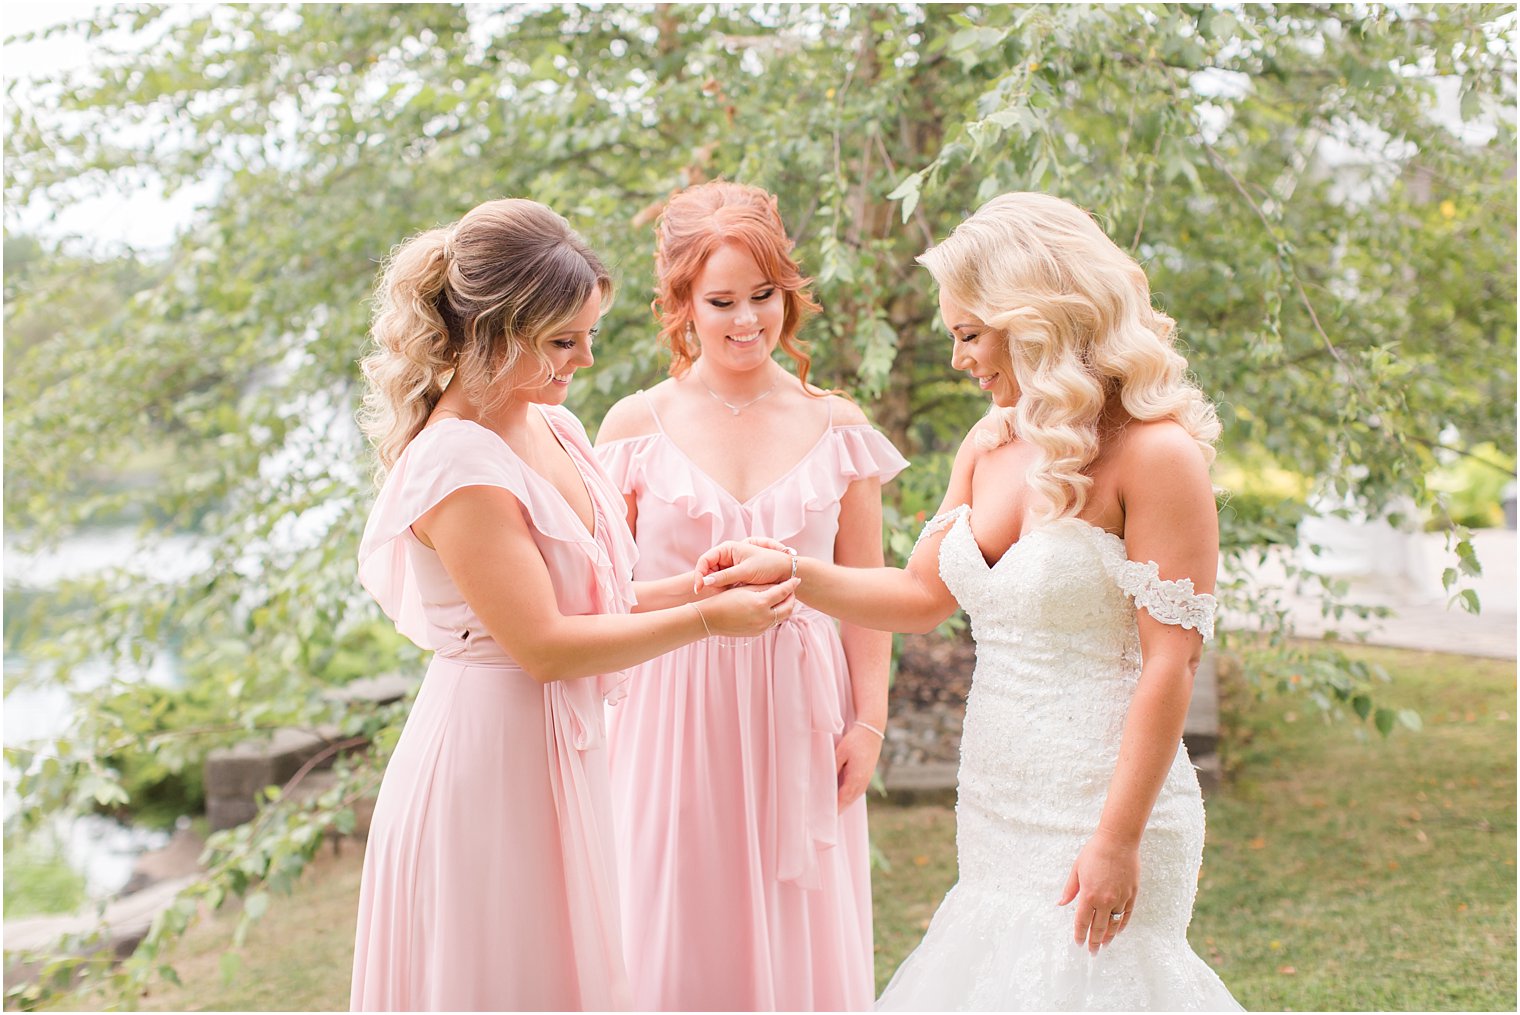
[[1059, 423, 1219, 953], [696, 427, 981, 634]]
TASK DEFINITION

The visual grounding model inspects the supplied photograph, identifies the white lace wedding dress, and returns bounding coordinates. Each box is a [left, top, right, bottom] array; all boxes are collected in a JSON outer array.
[[876, 506, 1242, 1012]]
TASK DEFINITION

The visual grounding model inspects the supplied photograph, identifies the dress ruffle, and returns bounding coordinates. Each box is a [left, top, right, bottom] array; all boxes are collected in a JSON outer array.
[[598, 425, 907, 548], [1075, 520, 1218, 641], [357, 408, 637, 705]]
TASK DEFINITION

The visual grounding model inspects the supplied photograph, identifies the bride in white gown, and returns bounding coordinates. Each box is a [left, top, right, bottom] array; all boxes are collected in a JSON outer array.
[[697, 192, 1242, 1011]]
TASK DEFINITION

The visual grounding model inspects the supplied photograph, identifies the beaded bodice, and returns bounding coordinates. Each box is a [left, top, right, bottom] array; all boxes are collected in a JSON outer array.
[[922, 505, 1217, 937]]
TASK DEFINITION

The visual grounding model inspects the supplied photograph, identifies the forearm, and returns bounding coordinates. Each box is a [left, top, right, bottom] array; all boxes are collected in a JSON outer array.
[[632, 571, 709, 613], [795, 558, 955, 634], [1094, 660, 1198, 844], [513, 606, 706, 684], [840, 622, 892, 729]]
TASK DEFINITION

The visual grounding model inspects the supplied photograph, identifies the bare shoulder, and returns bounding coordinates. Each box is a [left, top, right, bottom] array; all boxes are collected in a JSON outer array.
[[594, 384, 666, 444], [960, 413, 1002, 459], [825, 392, 870, 427], [930, 415, 997, 515], [1118, 419, 1210, 477], [1115, 419, 1215, 520]]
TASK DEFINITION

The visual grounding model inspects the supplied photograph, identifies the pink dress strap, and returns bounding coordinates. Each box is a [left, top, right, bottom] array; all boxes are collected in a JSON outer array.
[[770, 605, 846, 889], [640, 388, 666, 433]]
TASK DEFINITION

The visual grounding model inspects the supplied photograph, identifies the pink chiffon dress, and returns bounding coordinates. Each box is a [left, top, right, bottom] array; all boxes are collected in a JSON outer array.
[[350, 405, 637, 1012], [597, 394, 908, 1011]]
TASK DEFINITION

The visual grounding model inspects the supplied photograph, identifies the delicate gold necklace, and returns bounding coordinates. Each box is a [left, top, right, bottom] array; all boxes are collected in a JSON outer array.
[[695, 365, 779, 416]]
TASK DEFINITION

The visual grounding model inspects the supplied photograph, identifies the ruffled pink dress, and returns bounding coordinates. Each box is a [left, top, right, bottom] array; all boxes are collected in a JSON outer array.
[[597, 395, 907, 1012], [350, 406, 637, 1012]]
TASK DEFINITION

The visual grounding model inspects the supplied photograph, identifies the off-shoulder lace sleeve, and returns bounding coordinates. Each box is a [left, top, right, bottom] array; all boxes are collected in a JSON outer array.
[[1112, 557, 1217, 641], [912, 503, 971, 557]]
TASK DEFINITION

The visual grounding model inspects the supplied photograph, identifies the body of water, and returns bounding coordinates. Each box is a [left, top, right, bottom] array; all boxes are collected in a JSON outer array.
[[5, 528, 203, 902]]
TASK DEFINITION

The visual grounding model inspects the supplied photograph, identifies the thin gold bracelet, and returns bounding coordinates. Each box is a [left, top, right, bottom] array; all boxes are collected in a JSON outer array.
[[688, 601, 712, 638]]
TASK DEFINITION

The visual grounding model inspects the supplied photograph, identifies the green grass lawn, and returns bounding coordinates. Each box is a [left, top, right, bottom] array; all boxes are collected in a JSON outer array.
[[1189, 646, 1516, 1011], [3, 839, 88, 919], [39, 645, 1515, 1011]]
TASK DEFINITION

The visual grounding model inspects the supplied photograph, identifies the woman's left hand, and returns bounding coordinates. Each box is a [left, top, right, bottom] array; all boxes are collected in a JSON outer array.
[[1057, 827, 1141, 954], [693, 540, 793, 593], [835, 723, 883, 811]]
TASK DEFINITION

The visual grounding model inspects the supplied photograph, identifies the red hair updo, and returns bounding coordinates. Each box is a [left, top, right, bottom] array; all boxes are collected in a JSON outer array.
[[651, 181, 823, 385]]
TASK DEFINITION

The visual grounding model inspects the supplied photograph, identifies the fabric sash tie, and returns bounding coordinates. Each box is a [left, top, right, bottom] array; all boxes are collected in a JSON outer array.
[[770, 606, 847, 890], [542, 676, 630, 1010]]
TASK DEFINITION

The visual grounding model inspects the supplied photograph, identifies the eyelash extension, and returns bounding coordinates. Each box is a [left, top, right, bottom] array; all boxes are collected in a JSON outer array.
[[709, 289, 775, 309], [553, 327, 598, 350]]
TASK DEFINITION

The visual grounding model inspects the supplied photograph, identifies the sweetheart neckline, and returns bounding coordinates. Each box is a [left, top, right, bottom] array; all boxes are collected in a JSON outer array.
[[943, 506, 1125, 573]]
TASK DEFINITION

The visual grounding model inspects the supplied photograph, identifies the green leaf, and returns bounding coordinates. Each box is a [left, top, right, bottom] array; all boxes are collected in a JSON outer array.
[[1456, 539, 1483, 577], [1351, 694, 1372, 720], [1460, 84, 1481, 121], [1202, 10, 1239, 41], [1397, 709, 1422, 732], [885, 171, 923, 223], [1374, 708, 1396, 736], [244, 890, 269, 922]]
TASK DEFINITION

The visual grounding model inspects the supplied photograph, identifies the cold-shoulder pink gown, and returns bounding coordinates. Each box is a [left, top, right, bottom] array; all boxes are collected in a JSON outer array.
[[351, 406, 636, 1012], [598, 396, 907, 1011]]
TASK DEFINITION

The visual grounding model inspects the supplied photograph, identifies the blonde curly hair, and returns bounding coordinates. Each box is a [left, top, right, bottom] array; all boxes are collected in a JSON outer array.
[[358, 198, 612, 473], [918, 192, 1218, 521]]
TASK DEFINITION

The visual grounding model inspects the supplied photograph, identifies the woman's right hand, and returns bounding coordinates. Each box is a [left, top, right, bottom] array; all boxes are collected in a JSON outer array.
[[698, 577, 800, 636], [693, 540, 794, 593]]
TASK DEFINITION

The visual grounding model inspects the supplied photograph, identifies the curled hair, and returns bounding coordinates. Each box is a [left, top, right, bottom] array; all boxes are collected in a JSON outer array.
[[918, 192, 1219, 521], [651, 181, 823, 388], [359, 198, 612, 473]]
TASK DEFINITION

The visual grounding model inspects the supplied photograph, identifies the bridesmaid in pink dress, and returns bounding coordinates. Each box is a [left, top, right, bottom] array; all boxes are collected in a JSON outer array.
[[349, 198, 799, 1012], [596, 182, 908, 1010]]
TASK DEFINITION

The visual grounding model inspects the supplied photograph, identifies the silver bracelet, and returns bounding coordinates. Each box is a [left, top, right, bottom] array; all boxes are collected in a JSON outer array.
[[688, 601, 712, 638], [781, 544, 799, 580], [853, 719, 886, 740]]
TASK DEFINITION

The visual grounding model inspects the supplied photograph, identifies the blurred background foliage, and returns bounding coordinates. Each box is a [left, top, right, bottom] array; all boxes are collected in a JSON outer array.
[[3, 2, 1515, 1002]]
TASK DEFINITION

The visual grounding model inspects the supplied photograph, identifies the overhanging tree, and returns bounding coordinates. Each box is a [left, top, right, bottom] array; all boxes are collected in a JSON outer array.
[[4, 3, 1514, 1001]]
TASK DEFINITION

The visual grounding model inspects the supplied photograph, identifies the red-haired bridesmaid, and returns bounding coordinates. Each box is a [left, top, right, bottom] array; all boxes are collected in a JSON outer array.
[[596, 181, 907, 1010]]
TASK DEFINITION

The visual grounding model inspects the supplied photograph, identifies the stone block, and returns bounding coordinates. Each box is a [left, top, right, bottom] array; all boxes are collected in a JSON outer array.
[[324, 673, 418, 707], [1182, 651, 1220, 760], [3, 875, 199, 986], [879, 764, 959, 806], [204, 728, 331, 831], [1193, 751, 1222, 799], [288, 769, 379, 840]]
